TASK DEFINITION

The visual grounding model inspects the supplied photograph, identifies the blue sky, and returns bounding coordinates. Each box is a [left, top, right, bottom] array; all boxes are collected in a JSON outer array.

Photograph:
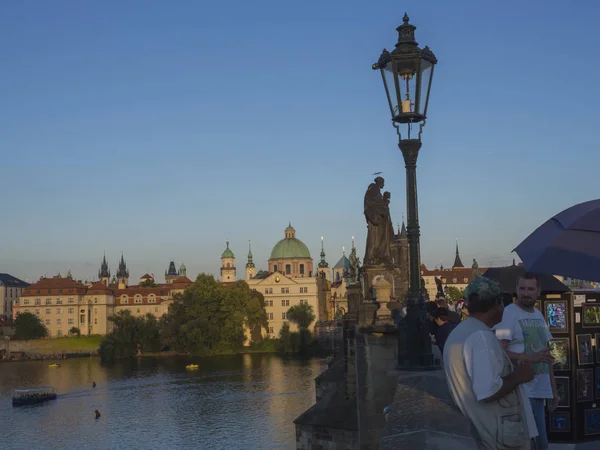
[[1, 0, 599, 283]]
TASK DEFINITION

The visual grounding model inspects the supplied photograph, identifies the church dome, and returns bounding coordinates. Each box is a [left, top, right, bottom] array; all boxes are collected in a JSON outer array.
[[269, 224, 311, 260], [221, 241, 235, 259]]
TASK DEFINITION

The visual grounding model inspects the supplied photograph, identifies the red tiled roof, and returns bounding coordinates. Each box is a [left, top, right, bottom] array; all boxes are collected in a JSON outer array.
[[87, 282, 114, 295], [22, 276, 87, 297]]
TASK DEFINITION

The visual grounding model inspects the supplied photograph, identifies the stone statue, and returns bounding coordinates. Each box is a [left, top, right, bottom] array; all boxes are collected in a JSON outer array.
[[364, 177, 394, 266], [348, 246, 361, 283], [434, 276, 444, 297], [472, 258, 481, 279]]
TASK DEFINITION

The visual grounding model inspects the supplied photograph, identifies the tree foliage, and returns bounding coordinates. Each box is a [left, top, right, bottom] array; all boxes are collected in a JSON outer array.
[[140, 278, 158, 288], [99, 310, 161, 362], [14, 311, 48, 340], [446, 286, 466, 302], [286, 303, 315, 330], [69, 327, 81, 337]]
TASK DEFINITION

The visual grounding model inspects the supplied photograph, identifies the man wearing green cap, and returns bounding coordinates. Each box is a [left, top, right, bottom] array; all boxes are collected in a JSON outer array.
[[444, 277, 538, 449]]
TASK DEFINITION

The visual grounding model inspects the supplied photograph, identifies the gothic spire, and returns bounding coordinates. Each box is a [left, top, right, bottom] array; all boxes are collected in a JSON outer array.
[[166, 261, 178, 277], [318, 236, 329, 268], [399, 215, 407, 239], [246, 241, 255, 268], [99, 252, 110, 279], [116, 252, 129, 278], [453, 238, 464, 268]]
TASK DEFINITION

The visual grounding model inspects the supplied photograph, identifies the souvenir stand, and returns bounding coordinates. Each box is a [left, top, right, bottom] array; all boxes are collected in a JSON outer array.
[[544, 289, 600, 443]]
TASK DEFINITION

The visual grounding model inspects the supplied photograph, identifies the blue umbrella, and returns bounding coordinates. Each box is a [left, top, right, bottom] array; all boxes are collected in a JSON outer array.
[[514, 199, 600, 282]]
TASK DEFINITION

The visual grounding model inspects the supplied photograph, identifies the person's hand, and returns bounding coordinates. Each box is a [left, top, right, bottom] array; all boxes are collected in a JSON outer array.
[[548, 394, 560, 412], [514, 362, 535, 384], [525, 348, 554, 364]]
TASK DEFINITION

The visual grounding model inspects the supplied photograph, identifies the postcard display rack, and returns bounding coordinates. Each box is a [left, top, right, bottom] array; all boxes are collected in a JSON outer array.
[[542, 291, 600, 443]]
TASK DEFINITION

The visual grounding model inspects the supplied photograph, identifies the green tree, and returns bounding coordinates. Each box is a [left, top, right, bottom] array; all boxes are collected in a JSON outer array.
[[286, 303, 315, 330], [446, 286, 466, 303], [99, 310, 162, 362], [14, 311, 48, 340], [140, 278, 157, 288], [278, 321, 300, 354], [69, 327, 81, 337]]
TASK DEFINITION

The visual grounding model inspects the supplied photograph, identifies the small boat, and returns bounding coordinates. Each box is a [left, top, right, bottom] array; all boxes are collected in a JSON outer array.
[[185, 364, 199, 370], [48, 363, 61, 368], [12, 387, 57, 407]]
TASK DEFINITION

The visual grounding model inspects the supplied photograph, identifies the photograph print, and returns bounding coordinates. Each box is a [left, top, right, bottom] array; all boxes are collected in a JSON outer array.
[[545, 301, 568, 332], [577, 334, 594, 366], [549, 338, 570, 371], [554, 377, 570, 408], [577, 368, 594, 403], [582, 305, 600, 328], [584, 408, 600, 436], [549, 412, 571, 433]]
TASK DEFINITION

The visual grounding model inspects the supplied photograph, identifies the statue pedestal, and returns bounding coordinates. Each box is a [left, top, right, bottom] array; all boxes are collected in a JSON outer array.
[[372, 276, 394, 324], [362, 265, 396, 302], [344, 282, 361, 324]]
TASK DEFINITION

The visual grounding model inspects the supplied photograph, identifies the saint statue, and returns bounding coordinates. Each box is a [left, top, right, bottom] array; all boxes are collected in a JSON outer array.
[[349, 246, 361, 283], [472, 258, 481, 279], [363, 177, 394, 266]]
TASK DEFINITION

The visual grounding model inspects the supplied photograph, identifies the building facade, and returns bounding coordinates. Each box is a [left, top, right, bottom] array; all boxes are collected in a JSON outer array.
[[14, 254, 193, 337], [0, 273, 29, 322], [244, 224, 330, 337]]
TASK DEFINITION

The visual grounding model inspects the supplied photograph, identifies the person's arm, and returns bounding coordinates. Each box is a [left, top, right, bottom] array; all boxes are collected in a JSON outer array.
[[499, 339, 554, 364], [482, 363, 534, 403]]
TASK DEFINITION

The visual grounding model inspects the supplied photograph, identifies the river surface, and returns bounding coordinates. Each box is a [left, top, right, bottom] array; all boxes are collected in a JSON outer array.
[[0, 354, 326, 450]]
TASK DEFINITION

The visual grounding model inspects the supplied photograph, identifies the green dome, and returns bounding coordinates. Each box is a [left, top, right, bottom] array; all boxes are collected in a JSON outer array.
[[221, 241, 235, 259], [270, 238, 311, 259]]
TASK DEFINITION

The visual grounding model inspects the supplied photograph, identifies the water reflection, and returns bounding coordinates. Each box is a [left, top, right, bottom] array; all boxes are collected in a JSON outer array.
[[0, 355, 325, 450]]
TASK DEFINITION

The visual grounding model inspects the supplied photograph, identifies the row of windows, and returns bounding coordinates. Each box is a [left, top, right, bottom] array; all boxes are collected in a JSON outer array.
[[264, 299, 309, 308], [4, 288, 23, 298], [266, 327, 274, 334], [24, 297, 99, 306], [272, 264, 307, 275], [263, 287, 310, 295]]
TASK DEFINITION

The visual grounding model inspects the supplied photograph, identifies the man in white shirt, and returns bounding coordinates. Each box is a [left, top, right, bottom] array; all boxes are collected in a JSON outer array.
[[495, 273, 558, 450], [444, 276, 538, 449]]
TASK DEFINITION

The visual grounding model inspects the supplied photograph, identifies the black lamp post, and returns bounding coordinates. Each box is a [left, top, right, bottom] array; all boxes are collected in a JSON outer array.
[[373, 13, 438, 369]]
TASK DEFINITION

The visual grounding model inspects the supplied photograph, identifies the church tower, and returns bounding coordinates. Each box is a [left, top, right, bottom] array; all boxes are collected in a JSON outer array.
[[116, 253, 129, 289], [317, 236, 330, 281], [179, 262, 187, 278], [221, 241, 236, 283], [452, 238, 464, 269], [246, 241, 255, 280], [99, 253, 110, 286], [165, 261, 179, 284]]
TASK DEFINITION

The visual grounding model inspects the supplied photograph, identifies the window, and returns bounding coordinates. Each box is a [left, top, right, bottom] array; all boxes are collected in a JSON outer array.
[[453, 278, 457, 283], [68, 318, 74, 325], [56, 308, 62, 314], [281, 312, 287, 319], [23, 299, 30, 305], [269, 288, 273, 294], [268, 327, 274, 334], [80, 314, 85, 324], [45, 308, 51, 314], [121, 295, 129, 304], [281, 299, 289, 307], [35, 309, 40, 315], [35, 298, 41, 306], [56, 318, 62, 325], [300, 287, 308, 294], [45, 319, 51, 325], [285, 264, 291, 274], [134, 295, 142, 304], [464, 278, 468, 283], [46, 298, 51, 305], [274, 265, 278, 272], [94, 298, 98, 304], [94, 318, 98, 324], [281, 288, 285, 294], [57, 330, 63, 337], [268, 312, 274, 320], [56, 298, 62, 305], [68, 298, 75, 304], [154, 307, 159, 313], [300, 299, 307, 305], [149, 295, 156, 304], [68, 308, 74, 314], [300, 264, 305, 275], [264, 288, 269, 294]]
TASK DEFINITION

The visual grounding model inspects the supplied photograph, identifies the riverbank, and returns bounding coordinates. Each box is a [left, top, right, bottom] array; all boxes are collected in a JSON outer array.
[[0, 336, 102, 361]]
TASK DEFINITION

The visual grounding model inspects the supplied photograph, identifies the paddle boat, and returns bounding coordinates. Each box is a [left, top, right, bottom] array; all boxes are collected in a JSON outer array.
[[49, 363, 61, 368], [185, 364, 199, 370], [12, 387, 57, 406]]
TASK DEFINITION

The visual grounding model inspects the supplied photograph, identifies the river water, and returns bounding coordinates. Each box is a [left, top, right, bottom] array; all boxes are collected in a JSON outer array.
[[0, 354, 326, 450]]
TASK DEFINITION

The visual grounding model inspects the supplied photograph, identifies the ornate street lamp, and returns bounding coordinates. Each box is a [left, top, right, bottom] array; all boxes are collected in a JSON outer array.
[[373, 13, 438, 369]]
